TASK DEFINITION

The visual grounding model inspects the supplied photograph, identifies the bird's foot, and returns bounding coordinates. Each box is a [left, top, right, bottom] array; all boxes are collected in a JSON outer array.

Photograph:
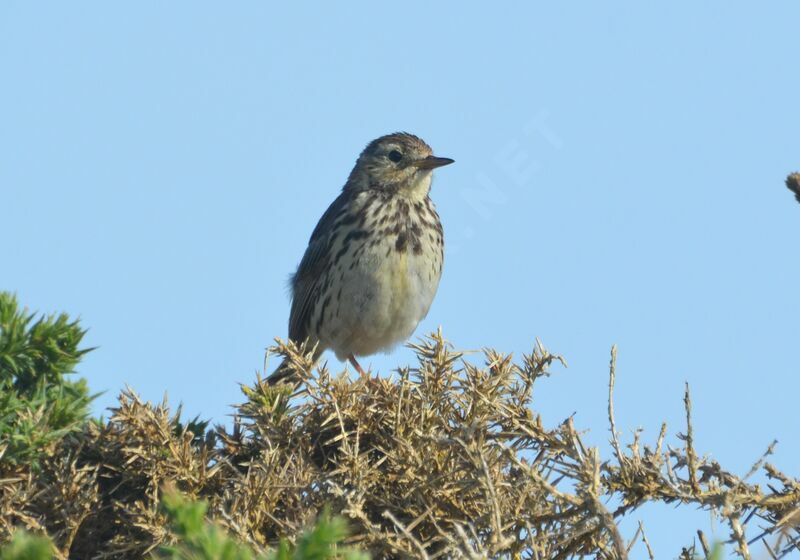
[[348, 354, 368, 377]]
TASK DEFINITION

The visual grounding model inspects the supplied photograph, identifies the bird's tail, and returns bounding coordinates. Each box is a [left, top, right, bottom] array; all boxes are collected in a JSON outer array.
[[265, 358, 300, 386], [265, 343, 323, 386], [264, 341, 324, 385]]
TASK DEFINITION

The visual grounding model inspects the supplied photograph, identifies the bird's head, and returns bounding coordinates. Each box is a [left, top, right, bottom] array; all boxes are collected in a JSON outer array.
[[345, 132, 454, 198]]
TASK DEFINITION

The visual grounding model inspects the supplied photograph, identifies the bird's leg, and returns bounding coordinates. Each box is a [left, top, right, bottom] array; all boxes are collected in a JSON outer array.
[[348, 354, 367, 376]]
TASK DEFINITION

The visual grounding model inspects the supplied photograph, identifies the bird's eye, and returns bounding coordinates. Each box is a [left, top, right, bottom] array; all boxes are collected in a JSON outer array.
[[387, 150, 403, 163]]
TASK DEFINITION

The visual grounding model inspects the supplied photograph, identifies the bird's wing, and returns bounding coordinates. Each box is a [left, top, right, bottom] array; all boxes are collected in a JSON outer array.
[[288, 191, 350, 343]]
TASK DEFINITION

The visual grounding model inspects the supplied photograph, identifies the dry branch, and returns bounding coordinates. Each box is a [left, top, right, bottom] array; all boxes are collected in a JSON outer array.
[[1, 333, 798, 558]]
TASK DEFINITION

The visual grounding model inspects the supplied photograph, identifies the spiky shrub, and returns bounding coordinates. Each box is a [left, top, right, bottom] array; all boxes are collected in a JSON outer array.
[[0, 492, 366, 560], [154, 489, 367, 560], [0, 293, 94, 470], [1, 292, 799, 559]]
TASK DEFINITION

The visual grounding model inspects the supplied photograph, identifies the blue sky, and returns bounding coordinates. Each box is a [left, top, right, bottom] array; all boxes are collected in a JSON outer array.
[[2, 2, 799, 555]]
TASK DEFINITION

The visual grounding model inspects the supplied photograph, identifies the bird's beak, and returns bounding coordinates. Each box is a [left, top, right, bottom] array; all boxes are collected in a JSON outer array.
[[412, 155, 455, 170]]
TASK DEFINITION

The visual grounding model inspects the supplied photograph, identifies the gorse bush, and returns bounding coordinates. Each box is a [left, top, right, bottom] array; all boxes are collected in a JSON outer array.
[[0, 531, 54, 560], [0, 293, 94, 469], [154, 489, 367, 560], [0, 491, 364, 560], [1, 292, 798, 559]]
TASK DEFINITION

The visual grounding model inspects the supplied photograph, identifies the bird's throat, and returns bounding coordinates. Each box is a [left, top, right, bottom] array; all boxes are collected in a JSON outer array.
[[399, 171, 433, 201]]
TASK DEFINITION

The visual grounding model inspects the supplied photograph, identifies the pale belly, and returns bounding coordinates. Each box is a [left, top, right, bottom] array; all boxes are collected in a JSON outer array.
[[320, 239, 442, 361]]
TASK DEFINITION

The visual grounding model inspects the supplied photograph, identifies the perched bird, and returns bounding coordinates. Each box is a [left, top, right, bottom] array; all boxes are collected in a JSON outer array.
[[268, 132, 454, 384]]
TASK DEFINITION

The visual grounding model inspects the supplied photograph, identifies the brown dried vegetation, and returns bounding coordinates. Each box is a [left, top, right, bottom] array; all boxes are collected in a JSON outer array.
[[1, 332, 799, 558]]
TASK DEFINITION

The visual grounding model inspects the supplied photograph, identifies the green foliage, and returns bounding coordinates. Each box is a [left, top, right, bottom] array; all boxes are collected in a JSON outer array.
[[238, 374, 292, 420], [280, 511, 367, 560], [156, 491, 368, 560], [171, 404, 213, 447], [156, 491, 252, 560], [0, 503, 366, 560], [0, 292, 95, 469], [0, 531, 54, 560]]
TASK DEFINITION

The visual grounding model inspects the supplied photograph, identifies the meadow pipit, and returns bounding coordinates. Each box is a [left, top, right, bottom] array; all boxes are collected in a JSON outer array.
[[268, 132, 454, 384]]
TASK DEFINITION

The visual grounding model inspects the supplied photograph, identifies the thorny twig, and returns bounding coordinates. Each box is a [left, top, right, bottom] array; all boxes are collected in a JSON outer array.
[[1, 333, 797, 559]]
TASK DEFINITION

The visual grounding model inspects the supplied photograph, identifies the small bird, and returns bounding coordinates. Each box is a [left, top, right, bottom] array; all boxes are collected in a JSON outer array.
[[268, 132, 454, 384]]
